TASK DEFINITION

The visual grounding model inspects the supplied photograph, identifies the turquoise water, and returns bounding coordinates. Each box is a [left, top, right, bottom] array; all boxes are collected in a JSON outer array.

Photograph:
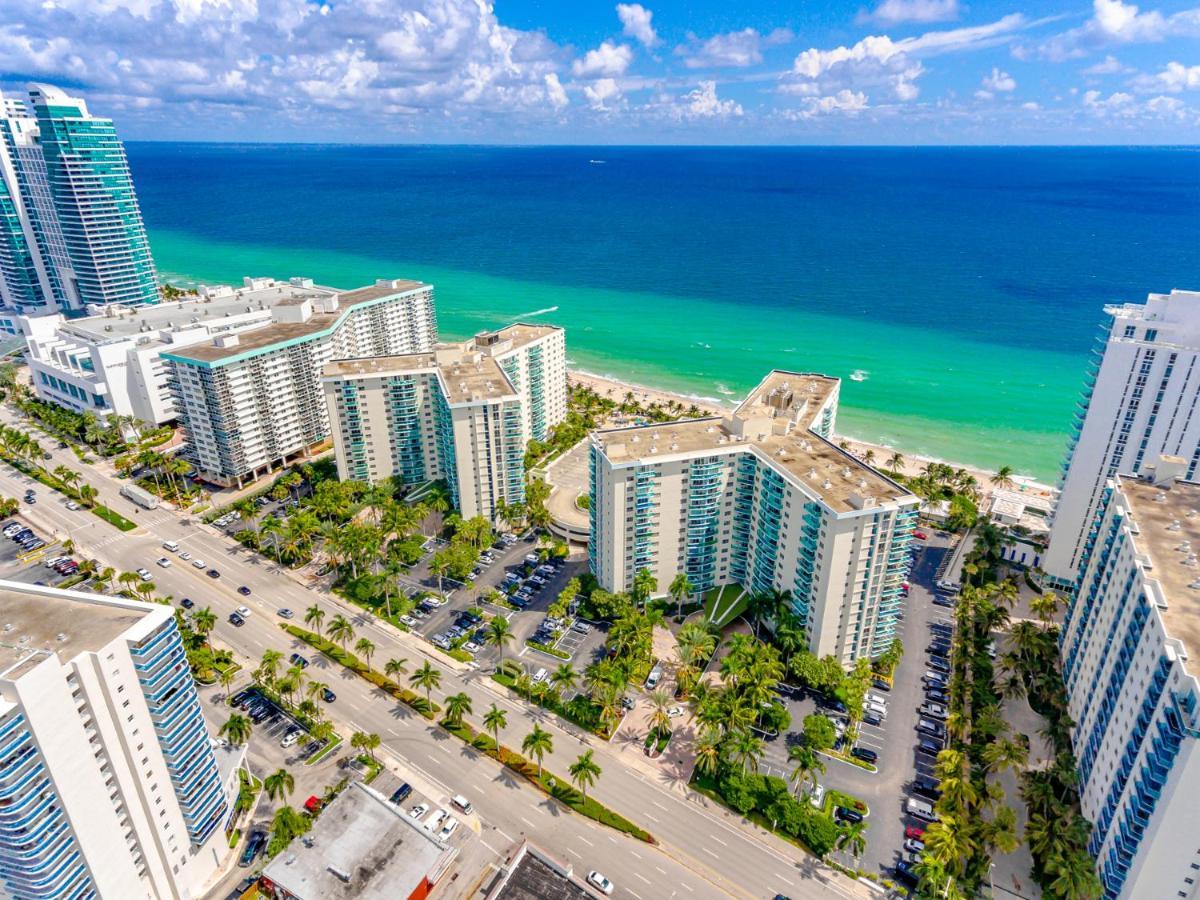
[[130, 145, 1200, 482]]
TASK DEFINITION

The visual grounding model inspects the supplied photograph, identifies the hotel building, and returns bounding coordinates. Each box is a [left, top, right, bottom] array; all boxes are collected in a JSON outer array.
[[0, 581, 241, 899], [589, 371, 919, 662], [1060, 459, 1200, 899], [163, 278, 437, 486], [322, 324, 566, 521], [1044, 288, 1200, 588], [0, 84, 157, 312]]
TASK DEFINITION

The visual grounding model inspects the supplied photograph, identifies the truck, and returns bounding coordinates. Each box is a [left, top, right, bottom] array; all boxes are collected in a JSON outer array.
[[120, 483, 159, 510]]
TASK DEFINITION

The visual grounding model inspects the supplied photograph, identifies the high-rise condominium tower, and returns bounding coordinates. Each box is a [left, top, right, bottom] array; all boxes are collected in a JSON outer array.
[[0, 84, 158, 312]]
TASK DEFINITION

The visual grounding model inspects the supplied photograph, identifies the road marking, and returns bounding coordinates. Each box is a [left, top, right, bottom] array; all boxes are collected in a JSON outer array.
[[567, 848, 582, 859], [680, 883, 693, 892], [655, 866, 667, 875], [644, 813, 658, 823], [608, 835, 618, 845], [481, 839, 499, 854], [495, 828, 514, 842], [627, 891, 643, 900], [652, 800, 668, 811], [776, 874, 796, 886], [702, 847, 719, 859], [634, 873, 651, 885], [709, 835, 727, 846], [630, 850, 641, 860], [520, 816, 536, 828], [576, 836, 593, 847], [436, 742, 452, 755]]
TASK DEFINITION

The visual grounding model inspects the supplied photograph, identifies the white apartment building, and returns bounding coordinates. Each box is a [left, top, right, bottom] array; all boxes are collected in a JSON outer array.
[[0, 581, 242, 899], [589, 371, 920, 662], [322, 324, 567, 521], [163, 278, 437, 486], [1060, 459, 1200, 899], [1045, 288, 1200, 587]]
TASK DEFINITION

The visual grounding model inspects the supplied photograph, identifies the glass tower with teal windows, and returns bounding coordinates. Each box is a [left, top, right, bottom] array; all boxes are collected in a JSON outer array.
[[27, 84, 158, 309]]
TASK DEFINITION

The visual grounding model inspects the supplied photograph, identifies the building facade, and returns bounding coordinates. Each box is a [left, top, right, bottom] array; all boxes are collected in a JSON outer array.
[[321, 324, 566, 521], [589, 371, 919, 662], [1060, 460, 1200, 899], [163, 279, 436, 486], [1044, 289, 1200, 587], [0, 84, 156, 312], [0, 581, 240, 899]]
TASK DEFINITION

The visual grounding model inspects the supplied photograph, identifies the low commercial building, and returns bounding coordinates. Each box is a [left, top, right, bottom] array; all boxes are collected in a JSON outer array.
[[589, 370, 919, 662], [162, 278, 437, 486], [321, 323, 566, 521], [484, 840, 592, 899], [0, 581, 241, 899], [1061, 458, 1200, 899], [259, 782, 456, 900]]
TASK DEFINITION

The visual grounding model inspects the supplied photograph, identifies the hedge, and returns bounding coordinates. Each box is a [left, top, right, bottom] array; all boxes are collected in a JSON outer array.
[[492, 671, 612, 738], [438, 717, 654, 843], [525, 639, 571, 660], [283, 625, 439, 718]]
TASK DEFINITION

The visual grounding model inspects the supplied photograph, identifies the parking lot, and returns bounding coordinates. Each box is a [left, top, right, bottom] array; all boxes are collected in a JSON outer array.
[[0, 508, 87, 588]]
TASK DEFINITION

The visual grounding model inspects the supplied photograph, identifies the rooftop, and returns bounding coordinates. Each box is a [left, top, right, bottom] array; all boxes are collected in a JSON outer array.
[[491, 843, 591, 900], [323, 345, 519, 406], [1121, 475, 1200, 663], [592, 369, 911, 512], [261, 782, 453, 900], [0, 583, 152, 680], [475, 323, 562, 353]]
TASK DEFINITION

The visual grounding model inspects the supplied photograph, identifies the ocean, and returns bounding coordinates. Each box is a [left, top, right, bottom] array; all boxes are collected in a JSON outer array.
[[127, 144, 1200, 482]]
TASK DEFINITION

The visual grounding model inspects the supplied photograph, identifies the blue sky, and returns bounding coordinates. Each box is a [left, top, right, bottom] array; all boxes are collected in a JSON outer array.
[[0, 0, 1197, 142]]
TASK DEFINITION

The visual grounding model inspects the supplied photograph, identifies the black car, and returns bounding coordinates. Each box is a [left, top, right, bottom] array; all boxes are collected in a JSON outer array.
[[835, 806, 863, 824], [289, 653, 309, 669], [851, 746, 878, 764], [918, 737, 944, 755], [239, 829, 267, 867], [230, 689, 252, 706], [925, 688, 949, 704], [928, 657, 951, 673], [912, 777, 942, 800], [932, 596, 955, 607], [894, 859, 919, 889], [389, 783, 413, 805], [238, 585, 251, 596], [180, 597, 194, 609], [321, 687, 336, 703], [229, 612, 245, 627], [237, 693, 258, 710], [927, 641, 952, 653], [870, 678, 891, 693], [207, 569, 220, 578], [249, 704, 272, 724]]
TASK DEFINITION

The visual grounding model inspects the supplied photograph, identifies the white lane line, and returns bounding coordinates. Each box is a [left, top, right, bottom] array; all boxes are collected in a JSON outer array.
[[495, 828, 514, 843], [567, 848, 582, 859], [388, 728, 400, 736], [643, 813, 658, 823], [652, 800, 668, 811], [655, 866, 667, 875], [702, 847, 719, 859], [776, 874, 796, 886], [608, 835, 619, 845], [709, 835, 727, 847], [576, 836, 594, 847], [520, 816, 536, 828], [437, 742, 452, 755], [481, 839, 499, 854], [680, 883, 693, 892], [627, 891, 643, 900], [634, 873, 651, 885], [630, 850, 641, 860]]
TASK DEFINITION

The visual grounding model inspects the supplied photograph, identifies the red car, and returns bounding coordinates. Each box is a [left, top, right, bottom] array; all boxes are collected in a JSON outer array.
[[914, 530, 928, 540], [906, 825, 925, 840]]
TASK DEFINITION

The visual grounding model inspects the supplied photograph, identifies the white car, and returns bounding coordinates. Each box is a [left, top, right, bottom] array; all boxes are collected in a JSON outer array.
[[280, 729, 302, 748], [437, 816, 459, 840], [399, 615, 417, 627], [667, 706, 685, 718], [235, 606, 251, 618], [65, 500, 81, 511], [408, 802, 429, 820], [463, 641, 480, 653], [423, 809, 447, 832], [136, 568, 152, 580], [192, 559, 206, 569], [179, 551, 192, 561], [156, 557, 172, 568], [587, 871, 614, 895]]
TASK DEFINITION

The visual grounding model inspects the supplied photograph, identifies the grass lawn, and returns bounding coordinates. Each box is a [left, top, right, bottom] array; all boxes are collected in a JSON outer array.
[[704, 583, 749, 627]]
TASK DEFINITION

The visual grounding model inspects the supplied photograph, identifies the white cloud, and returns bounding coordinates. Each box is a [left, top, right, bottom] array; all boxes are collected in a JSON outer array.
[[676, 27, 793, 69], [544, 73, 568, 109], [1154, 61, 1200, 91], [583, 77, 622, 110], [982, 67, 1016, 91], [1034, 0, 1200, 61], [1147, 94, 1184, 113], [785, 89, 870, 118], [856, 0, 959, 26], [616, 4, 659, 49], [572, 40, 633, 78], [1082, 54, 1130, 75], [681, 80, 743, 117], [1021, 100, 1041, 109], [1083, 88, 1136, 112]]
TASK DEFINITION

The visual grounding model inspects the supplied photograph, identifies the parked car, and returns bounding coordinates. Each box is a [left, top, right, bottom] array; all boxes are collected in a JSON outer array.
[[238, 830, 267, 867], [389, 783, 413, 805], [851, 746, 878, 764], [870, 677, 891, 692], [894, 858, 920, 888], [280, 728, 303, 749], [917, 737, 944, 756], [905, 825, 926, 841], [408, 802, 429, 820], [437, 817, 459, 840], [835, 806, 863, 824], [917, 719, 946, 739], [905, 837, 926, 854], [912, 776, 941, 800]]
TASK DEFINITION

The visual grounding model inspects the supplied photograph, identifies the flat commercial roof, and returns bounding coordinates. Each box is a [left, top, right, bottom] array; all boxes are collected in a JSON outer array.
[[261, 783, 453, 900], [493, 845, 591, 900], [0, 584, 150, 679], [1121, 477, 1200, 662], [323, 346, 519, 406], [477, 323, 562, 352], [592, 369, 911, 512]]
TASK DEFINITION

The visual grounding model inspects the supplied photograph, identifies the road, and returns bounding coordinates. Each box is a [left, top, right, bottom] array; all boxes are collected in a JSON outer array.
[[0, 428, 870, 900]]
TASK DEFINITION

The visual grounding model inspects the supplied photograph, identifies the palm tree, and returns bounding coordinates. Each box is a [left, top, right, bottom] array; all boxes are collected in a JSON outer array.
[[383, 658, 409, 682], [355, 732, 382, 761], [327, 614, 355, 650], [483, 703, 507, 749], [256, 649, 283, 686], [304, 604, 326, 635], [568, 750, 602, 800], [410, 662, 442, 706], [485, 616, 514, 662], [354, 637, 376, 669], [632, 568, 657, 609], [788, 744, 825, 796], [263, 768, 295, 803], [836, 820, 867, 859], [694, 735, 722, 777], [992, 465, 1015, 491], [886, 451, 904, 475], [668, 572, 693, 618], [522, 725, 553, 779], [549, 663, 577, 698], [98, 566, 116, 591], [219, 713, 252, 745], [191, 606, 216, 637], [218, 663, 237, 699], [729, 729, 765, 774], [444, 692, 473, 726]]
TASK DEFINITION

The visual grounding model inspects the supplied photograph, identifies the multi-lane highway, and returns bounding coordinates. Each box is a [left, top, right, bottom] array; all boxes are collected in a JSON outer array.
[[0, 422, 869, 900]]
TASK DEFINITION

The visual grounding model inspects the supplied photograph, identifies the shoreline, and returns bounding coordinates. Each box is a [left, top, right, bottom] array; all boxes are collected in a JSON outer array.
[[568, 368, 1057, 500]]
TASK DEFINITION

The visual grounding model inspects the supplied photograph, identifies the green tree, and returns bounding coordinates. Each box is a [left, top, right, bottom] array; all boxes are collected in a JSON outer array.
[[568, 749, 602, 800], [191, 606, 216, 637], [483, 703, 507, 749], [522, 725, 554, 780], [444, 692, 473, 726], [263, 768, 295, 803], [219, 713, 252, 746], [410, 661, 442, 706], [384, 657, 409, 681], [327, 614, 355, 650], [354, 636, 376, 669], [668, 572, 693, 618], [485, 616, 514, 662], [304, 604, 326, 635]]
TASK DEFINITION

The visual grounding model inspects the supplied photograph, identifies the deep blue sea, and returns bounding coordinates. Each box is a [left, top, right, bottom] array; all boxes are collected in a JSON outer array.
[[127, 144, 1200, 480]]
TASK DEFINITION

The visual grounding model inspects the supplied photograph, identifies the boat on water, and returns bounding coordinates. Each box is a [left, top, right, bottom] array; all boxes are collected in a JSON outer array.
[[589, 159, 606, 164], [850, 369, 869, 382]]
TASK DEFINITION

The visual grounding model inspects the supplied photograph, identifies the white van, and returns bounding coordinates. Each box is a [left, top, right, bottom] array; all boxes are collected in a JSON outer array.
[[451, 794, 473, 814], [532, 668, 548, 684], [162, 540, 179, 553], [906, 798, 938, 822]]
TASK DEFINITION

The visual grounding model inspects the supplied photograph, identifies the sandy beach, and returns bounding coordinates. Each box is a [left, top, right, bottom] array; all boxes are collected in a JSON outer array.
[[569, 368, 1056, 500]]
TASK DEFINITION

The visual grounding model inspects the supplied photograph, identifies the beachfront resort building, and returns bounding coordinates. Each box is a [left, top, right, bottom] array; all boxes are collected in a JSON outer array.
[[163, 278, 437, 486], [322, 324, 567, 521], [1059, 458, 1200, 899], [588, 371, 920, 662], [1045, 288, 1200, 588], [0, 581, 242, 899], [0, 83, 157, 313]]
